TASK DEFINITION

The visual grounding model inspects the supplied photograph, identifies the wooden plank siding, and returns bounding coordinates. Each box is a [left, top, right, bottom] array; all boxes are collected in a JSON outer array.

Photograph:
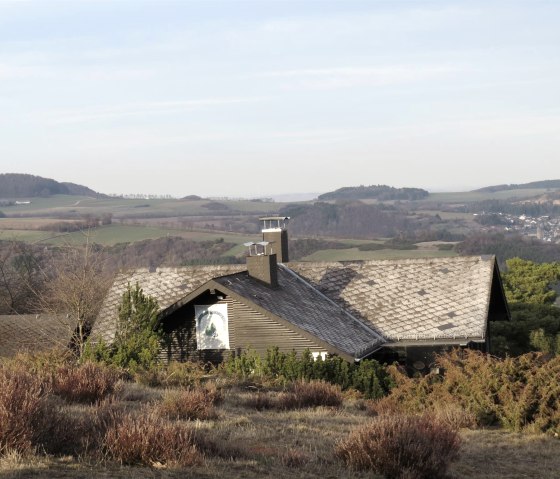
[[159, 291, 324, 363]]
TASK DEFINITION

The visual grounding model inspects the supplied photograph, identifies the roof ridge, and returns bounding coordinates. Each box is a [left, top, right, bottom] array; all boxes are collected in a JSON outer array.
[[289, 255, 493, 267]]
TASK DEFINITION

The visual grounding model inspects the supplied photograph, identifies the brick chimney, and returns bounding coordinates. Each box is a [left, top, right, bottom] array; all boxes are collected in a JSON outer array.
[[245, 241, 278, 288], [259, 216, 290, 263]]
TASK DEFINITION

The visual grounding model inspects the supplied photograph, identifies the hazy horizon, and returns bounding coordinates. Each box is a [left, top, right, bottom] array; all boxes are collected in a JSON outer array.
[[2, 1, 559, 197]]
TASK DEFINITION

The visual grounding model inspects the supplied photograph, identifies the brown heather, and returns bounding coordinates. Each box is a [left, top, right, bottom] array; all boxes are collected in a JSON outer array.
[[1, 349, 560, 477], [277, 380, 344, 410], [104, 408, 202, 468], [157, 384, 221, 421], [336, 414, 461, 479], [52, 361, 121, 403], [0, 365, 50, 455]]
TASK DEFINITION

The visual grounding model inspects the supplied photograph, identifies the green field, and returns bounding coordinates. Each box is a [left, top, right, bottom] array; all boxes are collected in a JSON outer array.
[[0, 229, 54, 242], [0, 195, 287, 219], [23, 224, 257, 247]]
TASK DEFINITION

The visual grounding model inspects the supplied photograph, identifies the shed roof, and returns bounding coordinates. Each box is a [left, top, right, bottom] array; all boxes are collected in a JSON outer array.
[[0, 314, 76, 357]]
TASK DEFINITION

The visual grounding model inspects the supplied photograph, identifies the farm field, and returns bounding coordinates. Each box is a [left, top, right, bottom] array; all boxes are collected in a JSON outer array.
[[22, 224, 259, 248], [0, 195, 286, 219], [0, 229, 55, 243], [0, 222, 458, 262]]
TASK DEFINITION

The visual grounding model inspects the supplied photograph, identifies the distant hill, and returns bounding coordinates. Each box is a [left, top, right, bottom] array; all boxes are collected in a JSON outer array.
[[318, 185, 429, 201], [473, 180, 560, 193], [0, 173, 106, 198]]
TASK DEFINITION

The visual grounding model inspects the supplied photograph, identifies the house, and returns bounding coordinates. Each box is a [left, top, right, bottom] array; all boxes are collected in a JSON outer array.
[[91, 217, 509, 372], [0, 313, 76, 357]]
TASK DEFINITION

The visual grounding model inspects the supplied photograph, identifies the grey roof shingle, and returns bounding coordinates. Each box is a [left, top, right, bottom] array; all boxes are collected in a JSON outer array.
[[0, 314, 76, 357], [91, 255, 497, 354], [288, 256, 495, 342]]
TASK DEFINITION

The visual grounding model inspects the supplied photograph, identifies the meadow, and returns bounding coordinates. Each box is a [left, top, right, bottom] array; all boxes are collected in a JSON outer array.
[[1, 352, 559, 479]]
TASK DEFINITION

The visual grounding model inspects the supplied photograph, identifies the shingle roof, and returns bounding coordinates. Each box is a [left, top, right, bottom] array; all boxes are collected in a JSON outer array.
[[213, 265, 384, 358], [0, 314, 76, 357], [91, 255, 498, 354], [91, 265, 245, 343], [287, 256, 496, 342]]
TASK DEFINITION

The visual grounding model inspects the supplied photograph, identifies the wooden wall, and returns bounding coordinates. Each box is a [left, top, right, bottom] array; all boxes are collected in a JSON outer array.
[[160, 290, 324, 363]]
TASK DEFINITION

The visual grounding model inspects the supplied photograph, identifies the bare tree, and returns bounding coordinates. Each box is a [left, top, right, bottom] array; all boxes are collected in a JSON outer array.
[[32, 233, 113, 354], [0, 240, 45, 314]]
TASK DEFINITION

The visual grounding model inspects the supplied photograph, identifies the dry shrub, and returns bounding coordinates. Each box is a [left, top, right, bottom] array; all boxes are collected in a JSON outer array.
[[40, 398, 120, 458], [134, 361, 209, 388], [278, 380, 343, 410], [243, 391, 276, 410], [430, 403, 477, 430], [8, 349, 72, 376], [104, 409, 202, 467], [0, 365, 50, 455], [157, 384, 221, 421], [119, 382, 162, 403], [52, 362, 121, 404], [161, 361, 209, 388], [336, 414, 461, 479]]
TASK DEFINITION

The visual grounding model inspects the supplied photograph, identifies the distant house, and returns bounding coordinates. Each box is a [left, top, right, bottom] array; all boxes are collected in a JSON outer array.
[[0, 313, 76, 357], [91, 217, 509, 373]]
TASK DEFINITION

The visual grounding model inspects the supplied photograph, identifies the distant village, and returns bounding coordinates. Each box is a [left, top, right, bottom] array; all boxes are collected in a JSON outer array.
[[474, 211, 560, 243]]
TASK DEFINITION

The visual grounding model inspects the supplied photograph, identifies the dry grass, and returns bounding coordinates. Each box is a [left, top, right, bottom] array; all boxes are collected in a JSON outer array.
[[0, 379, 559, 478], [240, 381, 344, 411]]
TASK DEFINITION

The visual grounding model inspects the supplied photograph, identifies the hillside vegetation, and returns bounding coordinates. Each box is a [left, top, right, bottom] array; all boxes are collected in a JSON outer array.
[[473, 179, 560, 193], [0, 173, 103, 198], [318, 184, 429, 201]]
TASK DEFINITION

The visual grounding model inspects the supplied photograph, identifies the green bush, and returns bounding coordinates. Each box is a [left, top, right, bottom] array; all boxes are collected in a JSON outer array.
[[223, 347, 392, 399], [372, 349, 560, 434], [83, 283, 165, 372]]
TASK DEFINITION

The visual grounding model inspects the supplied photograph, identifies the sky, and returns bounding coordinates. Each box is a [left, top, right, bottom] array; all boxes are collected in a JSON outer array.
[[1, 0, 559, 198]]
